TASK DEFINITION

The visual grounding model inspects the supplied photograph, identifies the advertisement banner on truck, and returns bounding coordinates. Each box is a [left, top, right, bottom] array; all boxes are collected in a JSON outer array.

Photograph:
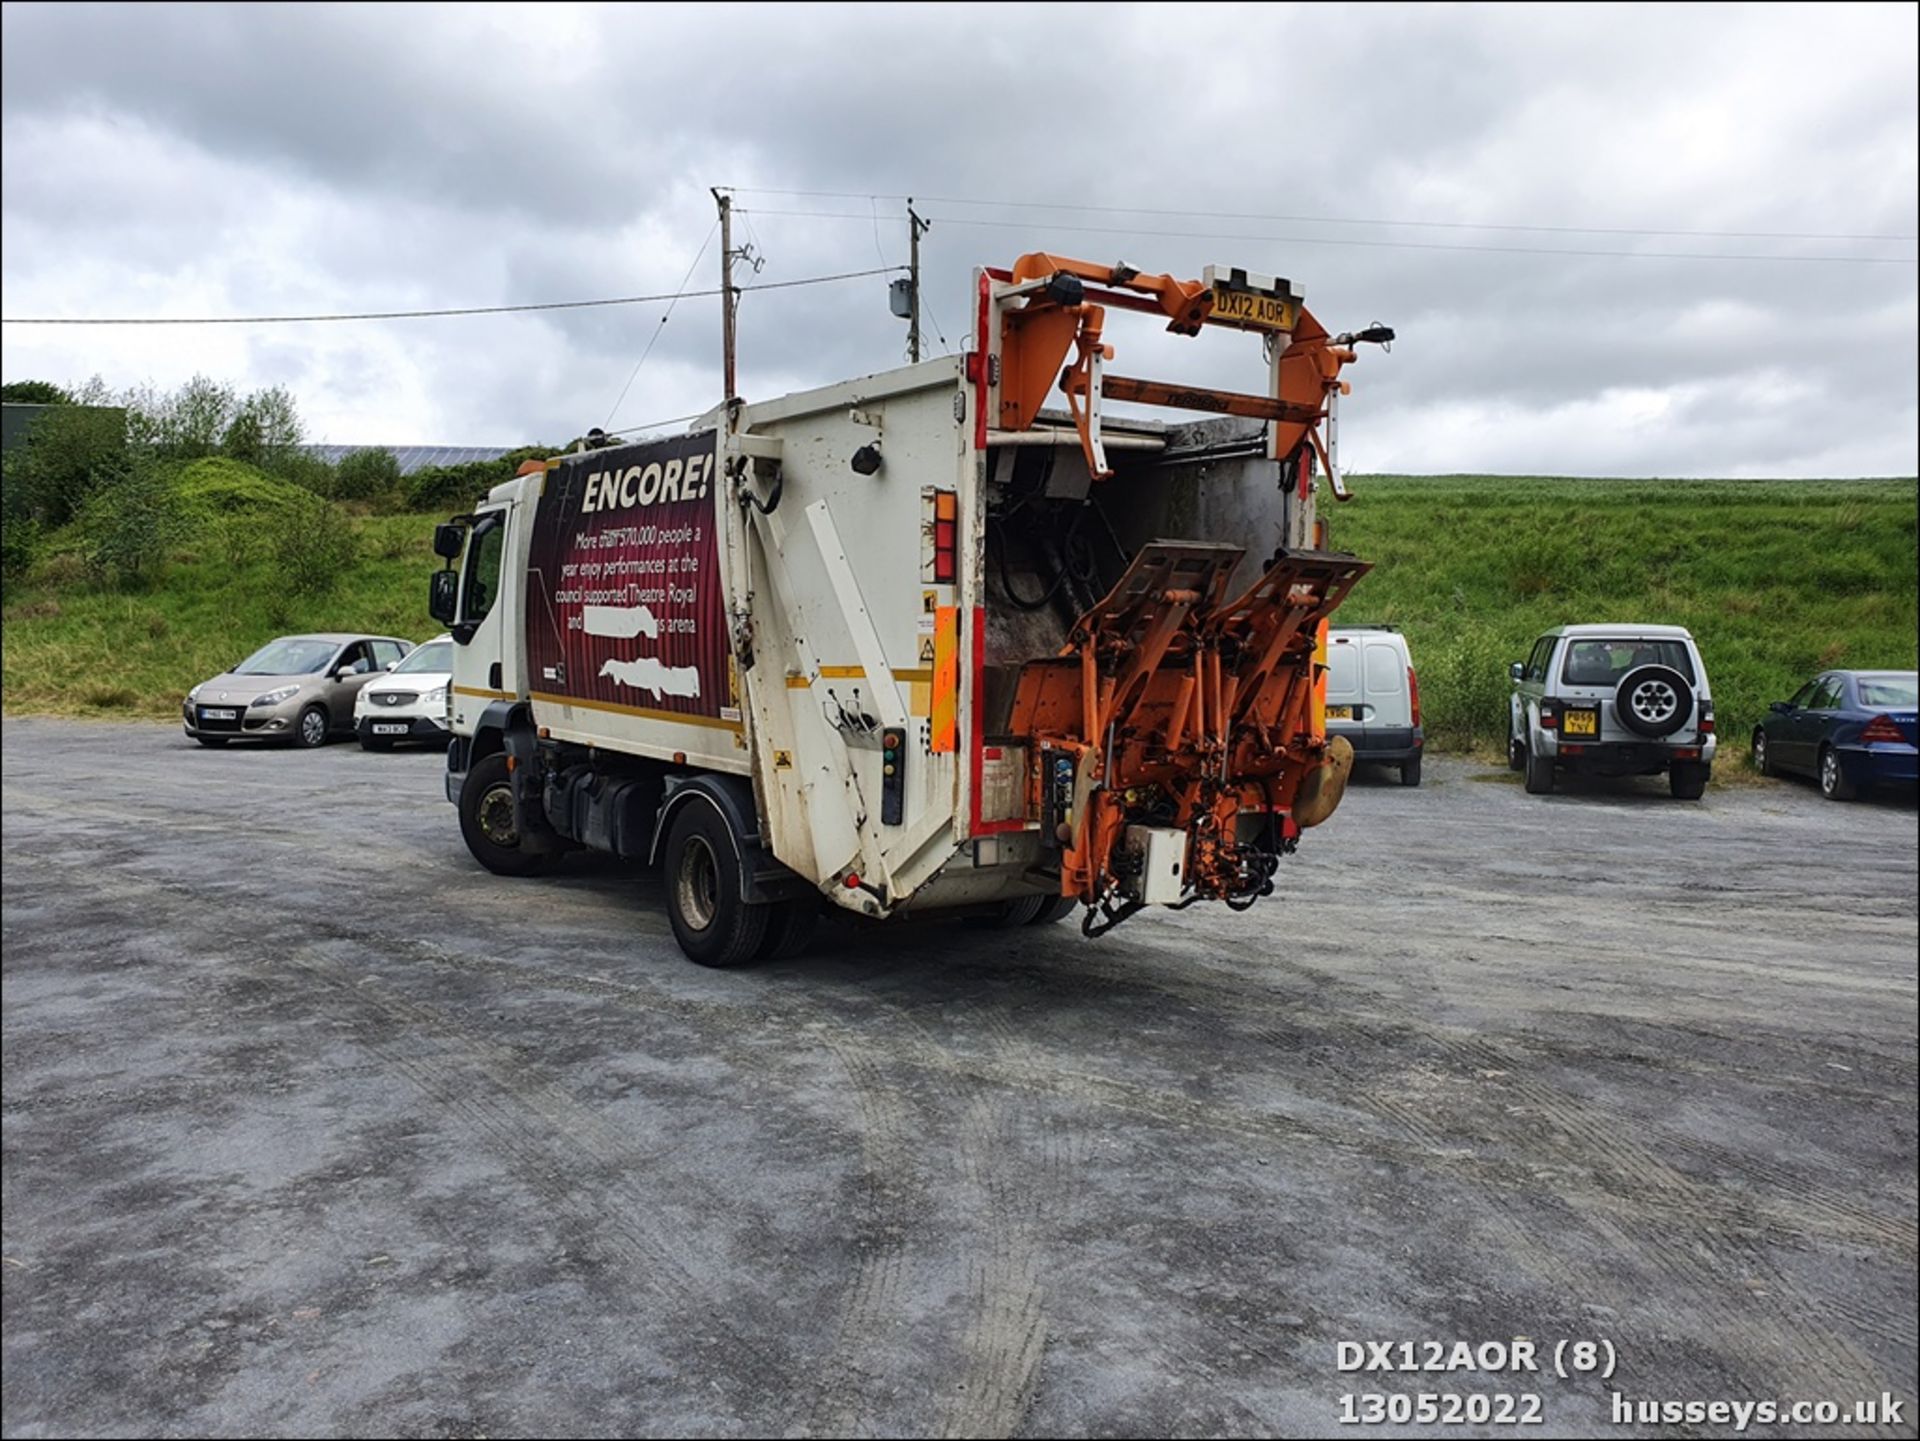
[[526, 432, 734, 724]]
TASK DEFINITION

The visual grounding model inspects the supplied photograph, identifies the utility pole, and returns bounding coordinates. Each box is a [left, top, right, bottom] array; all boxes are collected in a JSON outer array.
[[713, 187, 736, 403], [907, 199, 930, 363]]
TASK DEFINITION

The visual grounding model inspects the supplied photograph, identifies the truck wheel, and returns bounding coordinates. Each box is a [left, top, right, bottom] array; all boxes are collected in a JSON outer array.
[[967, 895, 1048, 928], [664, 801, 768, 967], [1508, 735, 1525, 772], [755, 900, 820, 962], [1400, 754, 1423, 787], [1669, 760, 1710, 800], [1027, 895, 1079, 926], [1818, 746, 1858, 802], [459, 752, 550, 877], [1523, 746, 1555, 795]]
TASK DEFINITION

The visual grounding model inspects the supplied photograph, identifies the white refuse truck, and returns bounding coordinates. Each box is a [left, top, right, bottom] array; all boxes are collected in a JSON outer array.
[[429, 251, 1392, 964]]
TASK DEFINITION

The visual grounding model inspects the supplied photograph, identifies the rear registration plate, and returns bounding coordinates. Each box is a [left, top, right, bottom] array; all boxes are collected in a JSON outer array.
[[201, 708, 238, 721], [1563, 708, 1599, 737], [1209, 286, 1299, 332], [1325, 705, 1355, 721], [372, 723, 408, 735]]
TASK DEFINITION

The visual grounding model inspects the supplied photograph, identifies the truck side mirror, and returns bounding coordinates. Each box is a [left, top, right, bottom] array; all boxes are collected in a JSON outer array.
[[1769, 700, 1791, 714], [428, 569, 459, 626], [432, 524, 466, 560], [1509, 662, 1525, 682]]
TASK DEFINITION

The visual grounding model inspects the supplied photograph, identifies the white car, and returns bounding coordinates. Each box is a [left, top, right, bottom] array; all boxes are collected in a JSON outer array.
[[1325, 625, 1424, 786], [354, 634, 454, 750]]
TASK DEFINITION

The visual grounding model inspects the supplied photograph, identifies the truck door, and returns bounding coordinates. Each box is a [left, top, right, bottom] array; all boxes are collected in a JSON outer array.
[[448, 503, 515, 728]]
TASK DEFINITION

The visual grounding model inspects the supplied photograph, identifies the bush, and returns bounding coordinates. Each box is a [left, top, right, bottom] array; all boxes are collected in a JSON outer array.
[[222, 385, 303, 470], [405, 445, 557, 512], [1, 403, 131, 528], [73, 454, 189, 589], [2, 515, 44, 593], [1, 380, 72, 405], [266, 491, 361, 597], [331, 447, 403, 503], [264, 447, 338, 496]]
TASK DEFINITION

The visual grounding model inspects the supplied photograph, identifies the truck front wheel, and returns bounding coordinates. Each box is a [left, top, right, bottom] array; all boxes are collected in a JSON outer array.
[[664, 801, 769, 967], [459, 752, 550, 877]]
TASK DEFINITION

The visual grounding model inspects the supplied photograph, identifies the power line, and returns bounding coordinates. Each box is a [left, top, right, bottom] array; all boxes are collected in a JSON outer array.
[[727, 185, 1918, 245], [736, 207, 1917, 266], [604, 219, 719, 429], [0, 265, 906, 326]]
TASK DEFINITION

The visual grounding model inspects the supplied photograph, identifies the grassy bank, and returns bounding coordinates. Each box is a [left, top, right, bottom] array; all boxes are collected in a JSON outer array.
[[5, 470, 1916, 757], [1325, 475, 1919, 756], [3, 461, 445, 717]]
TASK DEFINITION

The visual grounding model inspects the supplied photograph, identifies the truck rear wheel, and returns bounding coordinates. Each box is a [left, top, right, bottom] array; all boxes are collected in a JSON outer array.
[[755, 899, 820, 962], [664, 801, 769, 967], [459, 752, 550, 877], [1027, 895, 1079, 926]]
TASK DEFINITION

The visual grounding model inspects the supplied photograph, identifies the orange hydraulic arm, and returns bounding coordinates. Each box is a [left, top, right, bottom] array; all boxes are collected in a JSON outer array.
[[994, 251, 1388, 486]]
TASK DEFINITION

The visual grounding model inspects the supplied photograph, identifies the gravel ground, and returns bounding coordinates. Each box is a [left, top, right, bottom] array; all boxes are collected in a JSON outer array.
[[3, 718, 1915, 1439]]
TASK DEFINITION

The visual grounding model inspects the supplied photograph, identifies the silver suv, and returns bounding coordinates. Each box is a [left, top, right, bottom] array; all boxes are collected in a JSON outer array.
[[1508, 624, 1716, 799]]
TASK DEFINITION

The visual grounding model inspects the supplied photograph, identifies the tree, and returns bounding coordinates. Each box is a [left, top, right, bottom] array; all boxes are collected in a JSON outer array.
[[1, 380, 72, 406]]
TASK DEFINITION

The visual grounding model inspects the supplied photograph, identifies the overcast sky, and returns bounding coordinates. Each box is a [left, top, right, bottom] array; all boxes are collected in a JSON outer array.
[[2, 2, 1915, 477]]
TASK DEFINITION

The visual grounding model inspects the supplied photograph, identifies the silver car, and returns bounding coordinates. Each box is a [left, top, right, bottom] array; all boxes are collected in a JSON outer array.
[[1508, 623, 1717, 799], [182, 633, 414, 748]]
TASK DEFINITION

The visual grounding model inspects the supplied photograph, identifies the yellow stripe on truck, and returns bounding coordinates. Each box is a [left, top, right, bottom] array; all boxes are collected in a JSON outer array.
[[930, 606, 958, 753]]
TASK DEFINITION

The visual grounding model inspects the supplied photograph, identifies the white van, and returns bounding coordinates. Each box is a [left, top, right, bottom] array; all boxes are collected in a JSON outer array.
[[1326, 626, 1424, 786]]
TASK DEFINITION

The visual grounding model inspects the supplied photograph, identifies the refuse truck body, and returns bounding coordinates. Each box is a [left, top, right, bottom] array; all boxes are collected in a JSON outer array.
[[432, 252, 1389, 964]]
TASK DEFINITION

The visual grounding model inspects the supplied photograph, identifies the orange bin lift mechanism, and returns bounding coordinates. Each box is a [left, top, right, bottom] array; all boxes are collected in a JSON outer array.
[[1009, 543, 1372, 908], [995, 252, 1359, 484]]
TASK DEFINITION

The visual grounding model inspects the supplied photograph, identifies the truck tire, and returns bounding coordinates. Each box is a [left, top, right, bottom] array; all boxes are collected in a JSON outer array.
[[967, 894, 1048, 928], [1400, 754, 1423, 787], [1027, 895, 1079, 926], [1523, 745, 1555, 795], [1669, 760, 1710, 800], [663, 801, 769, 967], [1508, 734, 1525, 772], [1614, 665, 1693, 738], [755, 899, 820, 962], [459, 752, 550, 878]]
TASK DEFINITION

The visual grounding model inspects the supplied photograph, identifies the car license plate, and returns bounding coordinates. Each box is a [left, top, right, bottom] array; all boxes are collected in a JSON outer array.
[[1563, 708, 1599, 737], [372, 723, 408, 735], [1325, 705, 1354, 721], [201, 708, 238, 721], [1209, 285, 1299, 331]]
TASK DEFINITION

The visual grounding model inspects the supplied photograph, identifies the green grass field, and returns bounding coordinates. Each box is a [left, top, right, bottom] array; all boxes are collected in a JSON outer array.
[[4, 468, 1916, 770], [1325, 475, 1919, 757]]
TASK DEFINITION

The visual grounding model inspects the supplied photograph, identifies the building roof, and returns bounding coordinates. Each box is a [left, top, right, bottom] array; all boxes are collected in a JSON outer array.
[[299, 443, 514, 476]]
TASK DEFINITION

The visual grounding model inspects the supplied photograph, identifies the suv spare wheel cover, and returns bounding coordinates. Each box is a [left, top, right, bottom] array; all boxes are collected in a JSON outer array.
[[1614, 663, 1694, 738]]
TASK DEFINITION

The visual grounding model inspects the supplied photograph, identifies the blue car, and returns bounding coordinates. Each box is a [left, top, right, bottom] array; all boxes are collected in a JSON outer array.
[[1752, 669, 1918, 800]]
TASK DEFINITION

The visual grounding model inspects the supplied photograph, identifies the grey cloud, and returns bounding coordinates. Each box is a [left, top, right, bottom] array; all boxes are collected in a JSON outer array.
[[2, 1, 1913, 475]]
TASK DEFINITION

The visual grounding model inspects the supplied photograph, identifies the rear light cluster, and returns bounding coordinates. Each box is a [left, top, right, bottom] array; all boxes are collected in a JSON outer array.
[[1538, 699, 1562, 730], [1861, 715, 1906, 744], [1408, 667, 1422, 728], [931, 489, 957, 584], [1699, 698, 1715, 735]]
